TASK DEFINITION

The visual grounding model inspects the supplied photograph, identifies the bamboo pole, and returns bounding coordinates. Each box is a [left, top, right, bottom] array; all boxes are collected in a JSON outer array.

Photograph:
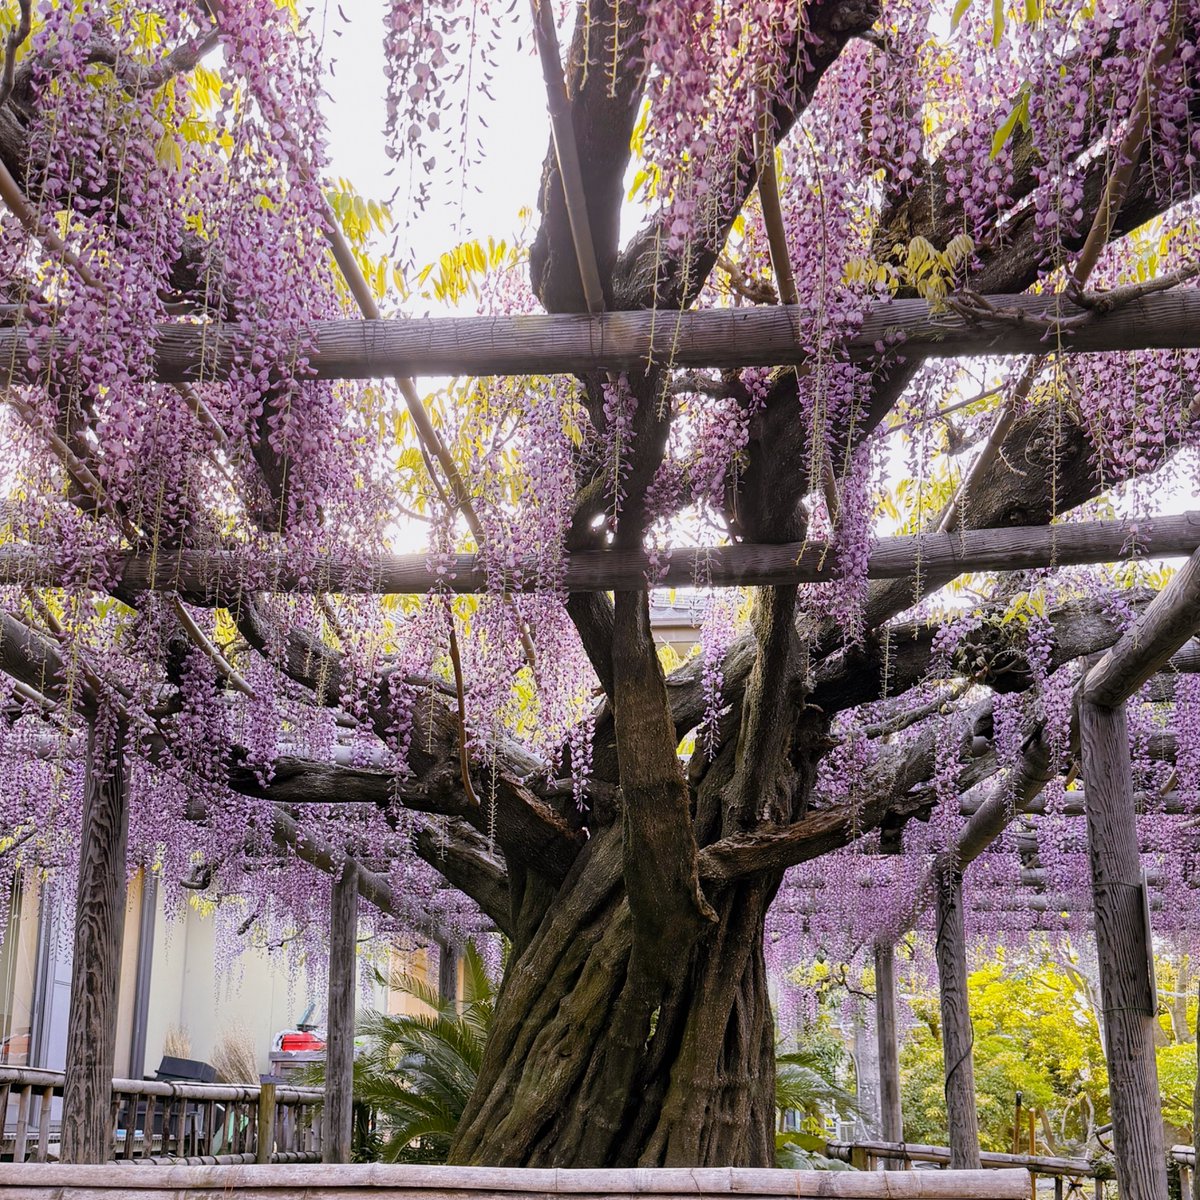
[[0, 1163, 1035, 1196], [2, 289, 1200, 384], [825, 1141, 1101, 1176]]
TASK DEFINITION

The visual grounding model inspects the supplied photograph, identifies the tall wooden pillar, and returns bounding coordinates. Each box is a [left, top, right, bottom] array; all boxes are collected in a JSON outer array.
[[934, 866, 981, 1168], [438, 941, 458, 1005], [874, 941, 904, 1145], [1080, 698, 1167, 1200], [323, 861, 358, 1163], [61, 716, 129, 1164]]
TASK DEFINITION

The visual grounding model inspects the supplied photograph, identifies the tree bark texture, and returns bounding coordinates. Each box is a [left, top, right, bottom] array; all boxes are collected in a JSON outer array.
[[61, 716, 129, 1165], [1080, 698, 1168, 1200], [934, 867, 981, 1170], [450, 825, 781, 1167]]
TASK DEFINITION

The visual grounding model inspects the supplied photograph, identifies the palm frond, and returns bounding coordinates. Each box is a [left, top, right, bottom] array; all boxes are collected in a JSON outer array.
[[347, 938, 497, 1163], [776, 1048, 862, 1119]]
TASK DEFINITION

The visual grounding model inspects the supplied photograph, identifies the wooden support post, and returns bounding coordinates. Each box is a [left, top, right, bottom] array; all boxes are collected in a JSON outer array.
[[323, 861, 358, 1163], [438, 941, 458, 1006], [1080, 697, 1168, 1200], [934, 866, 982, 1169], [874, 942, 904, 1146], [1194, 977, 1200, 1200], [256, 1082, 277, 1164], [60, 716, 129, 1165], [36, 1084, 51, 1161], [13, 1083, 30, 1161]]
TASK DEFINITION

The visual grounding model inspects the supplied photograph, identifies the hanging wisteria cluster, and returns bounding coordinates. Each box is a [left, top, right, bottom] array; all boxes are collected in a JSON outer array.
[[0, 0, 1200, 1046]]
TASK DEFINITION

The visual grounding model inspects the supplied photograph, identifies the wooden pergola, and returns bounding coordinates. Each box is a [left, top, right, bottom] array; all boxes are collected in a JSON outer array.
[[27, 313, 1200, 1186], [1, 0, 1199, 1192]]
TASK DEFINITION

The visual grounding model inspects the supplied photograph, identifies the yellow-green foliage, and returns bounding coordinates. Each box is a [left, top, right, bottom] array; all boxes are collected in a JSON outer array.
[[900, 954, 1110, 1152], [898, 950, 1199, 1151]]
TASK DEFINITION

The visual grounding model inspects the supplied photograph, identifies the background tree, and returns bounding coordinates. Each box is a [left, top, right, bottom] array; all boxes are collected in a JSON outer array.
[[894, 947, 1198, 1154]]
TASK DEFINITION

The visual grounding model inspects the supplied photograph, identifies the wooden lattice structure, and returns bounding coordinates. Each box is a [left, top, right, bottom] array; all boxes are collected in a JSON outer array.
[[0, 1, 1200, 1197]]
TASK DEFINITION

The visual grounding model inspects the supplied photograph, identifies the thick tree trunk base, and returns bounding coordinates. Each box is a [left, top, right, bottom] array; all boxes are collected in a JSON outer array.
[[450, 828, 779, 1167]]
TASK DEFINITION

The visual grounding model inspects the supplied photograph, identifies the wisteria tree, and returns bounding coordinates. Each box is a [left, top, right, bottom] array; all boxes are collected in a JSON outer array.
[[2, 0, 1200, 1173]]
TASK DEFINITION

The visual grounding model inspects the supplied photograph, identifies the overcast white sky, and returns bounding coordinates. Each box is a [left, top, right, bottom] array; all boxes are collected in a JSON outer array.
[[316, 0, 552, 304]]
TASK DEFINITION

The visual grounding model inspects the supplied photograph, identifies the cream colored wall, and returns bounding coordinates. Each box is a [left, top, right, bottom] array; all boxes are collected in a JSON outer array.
[[139, 894, 189, 1079], [3, 872, 393, 1081], [0, 876, 41, 1064], [176, 905, 319, 1076], [140, 897, 386, 1080], [387, 946, 434, 1017], [112, 872, 143, 1077], [385, 945, 465, 1017]]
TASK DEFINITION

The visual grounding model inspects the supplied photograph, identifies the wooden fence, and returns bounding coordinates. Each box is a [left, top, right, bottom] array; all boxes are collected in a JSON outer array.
[[0, 1163, 1034, 1199], [828, 1140, 1200, 1200], [826, 1141, 1107, 1196], [0, 1066, 322, 1164]]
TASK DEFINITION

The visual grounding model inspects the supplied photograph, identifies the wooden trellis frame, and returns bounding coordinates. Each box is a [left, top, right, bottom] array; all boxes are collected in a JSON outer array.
[[1, 0, 1197, 1181], [3, 290, 1200, 382], [0, 511, 1196, 597]]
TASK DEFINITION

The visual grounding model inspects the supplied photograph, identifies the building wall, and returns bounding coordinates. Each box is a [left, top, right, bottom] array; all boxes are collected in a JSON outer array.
[[138, 897, 387, 1080], [138, 890, 188, 1080], [0, 876, 40, 1066], [2, 872, 397, 1086], [112, 872, 143, 1078], [139, 901, 323, 1078]]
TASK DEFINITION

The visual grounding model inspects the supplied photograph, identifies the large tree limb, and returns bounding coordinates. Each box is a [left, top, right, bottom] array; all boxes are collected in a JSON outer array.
[[697, 775, 934, 885], [412, 821, 512, 936], [1084, 543, 1200, 707], [612, 590, 715, 956], [611, 0, 880, 312], [528, 0, 642, 313]]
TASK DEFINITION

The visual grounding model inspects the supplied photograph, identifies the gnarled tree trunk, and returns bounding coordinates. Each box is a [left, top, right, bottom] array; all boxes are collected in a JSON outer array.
[[451, 825, 781, 1167]]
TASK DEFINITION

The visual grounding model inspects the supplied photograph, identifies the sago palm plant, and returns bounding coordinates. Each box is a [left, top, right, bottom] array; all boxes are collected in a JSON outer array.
[[350, 943, 494, 1162], [773, 1047, 862, 1170], [775, 1047, 862, 1122]]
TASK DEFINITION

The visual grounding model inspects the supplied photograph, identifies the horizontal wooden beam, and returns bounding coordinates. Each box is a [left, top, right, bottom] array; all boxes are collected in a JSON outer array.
[[6, 512, 1199, 598], [1084, 542, 1200, 707], [3, 290, 1200, 382], [963, 787, 1186, 817], [824, 1141, 1099, 1178]]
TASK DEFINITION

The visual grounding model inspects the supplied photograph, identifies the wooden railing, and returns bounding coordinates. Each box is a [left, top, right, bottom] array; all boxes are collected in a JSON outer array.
[[0, 1066, 322, 1164], [825, 1141, 1112, 1199], [0, 1162, 1036, 1198], [827, 1140, 1200, 1199]]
